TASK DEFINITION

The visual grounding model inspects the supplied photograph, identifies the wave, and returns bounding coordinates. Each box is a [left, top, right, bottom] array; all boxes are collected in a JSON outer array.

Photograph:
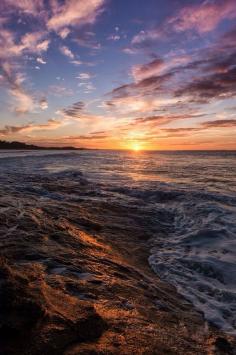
[[148, 195, 236, 334]]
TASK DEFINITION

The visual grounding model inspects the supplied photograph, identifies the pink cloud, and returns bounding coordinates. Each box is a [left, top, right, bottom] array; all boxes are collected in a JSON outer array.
[[132, 58, 164, 81], [0, 29, 50, 113], [59, 45, 75, 59], [169, 0, 236, 34], [131, 54, 191, 81], [0, 30, 49, 58], [47, 0, 105, 31], [131, 29, 162, 47], [131, 0, 236, 48], [58, 27, 71, 39], [0, 0, 44, 15]]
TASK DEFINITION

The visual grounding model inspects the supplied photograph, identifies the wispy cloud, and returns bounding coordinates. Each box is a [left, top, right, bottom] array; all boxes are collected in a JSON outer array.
[[0, 1, 106, 116], [168, 0, 236, 34], [201, 119, 236, 128], [0, 30, 49, 59], [58, 27, 71, 39], [0, 62, 35, 113], [62, 101, 85, 119], [131, 58, 165, 81], [39, 98, 48, 110], [48, 85, 74, 97], [76, 73, 92, 80], [36, 57, 47, 64], [75, 31, 101, 49], [0, 0, 44, 16], [108, 25, 236, 118], [64, 132, 109, 140], [0, 119, 64, 136], [47, 0, 105, 31], [130, 0, 236, 49], [59, 45, 75, 59]]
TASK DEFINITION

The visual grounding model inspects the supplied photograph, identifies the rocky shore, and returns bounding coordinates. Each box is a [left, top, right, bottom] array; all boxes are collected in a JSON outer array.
[[0, 171, 235, 354]]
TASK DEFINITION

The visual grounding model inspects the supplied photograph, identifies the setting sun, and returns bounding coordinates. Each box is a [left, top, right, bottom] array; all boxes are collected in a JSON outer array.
[[131, 143, 141, 151]]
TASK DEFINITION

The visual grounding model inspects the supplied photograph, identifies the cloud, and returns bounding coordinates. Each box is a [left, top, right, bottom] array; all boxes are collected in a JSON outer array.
[[132, 54, 191, 81], [59, 45, 75, 59], [201, 119, 236, 128], [0, 28, 50, 113], [62, 101, 85, 118], [35, 39, 50, 52], [110, 71, 175, 101], [20, 32, 49, 56], [0, 119, 64, 136], [130, 0, 236, 49], [0, 0, 44, 16], [78, 82, 96, 93], [131, 30, 162, 49], [58, 27, 71, 39], [70, 60, 83, 66], [122, 47, 138, 55], [131, 58, 164, 81], [113, 116, 236, 141], [31, 118, 64, 131], [0, 62, 50, 114], [64, 132, 109, 140], [107, 34, 121, 41], [0, 62, 35, 113], [154, 119, 236, 139], [168, 0, 236, 34], [36, 57, 46, 64], [104, 94, 188, 118], [48, 85, 74, 97], [0, 0, 105, 119], [10, 87, 35, 114], [132, 113, 206, 127], [39, 98, 48, 110], [47, 0, 105, 31], [75, 31, 101, 49], [76, 72, 92, 80], [0, 124, 31, 135], [175, 57, 236, 102], [108, 25, 236, 119], [0, 30, 49, 59]]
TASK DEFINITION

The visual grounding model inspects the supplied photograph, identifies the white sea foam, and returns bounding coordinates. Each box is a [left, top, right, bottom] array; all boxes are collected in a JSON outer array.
[[149, 197, 236, 334]]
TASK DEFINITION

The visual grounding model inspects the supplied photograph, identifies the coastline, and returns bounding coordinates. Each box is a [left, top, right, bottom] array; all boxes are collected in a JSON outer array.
[[0, 169, 235, 355]]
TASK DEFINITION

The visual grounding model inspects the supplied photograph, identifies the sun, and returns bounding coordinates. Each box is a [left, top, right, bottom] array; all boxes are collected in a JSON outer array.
[[131, 142, 141, 151]]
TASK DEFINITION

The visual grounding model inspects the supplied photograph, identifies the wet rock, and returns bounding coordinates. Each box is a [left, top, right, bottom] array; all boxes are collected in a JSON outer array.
[[154, 299, 172, 312], [214, 337, 234, 355], [0, 258, 107, 355]]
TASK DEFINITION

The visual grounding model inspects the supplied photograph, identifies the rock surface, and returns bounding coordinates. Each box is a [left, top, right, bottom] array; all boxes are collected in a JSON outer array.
[[0, 173, 235, 354]]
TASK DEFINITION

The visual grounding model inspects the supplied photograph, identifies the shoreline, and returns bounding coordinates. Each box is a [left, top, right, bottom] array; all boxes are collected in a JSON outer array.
[[0, 172, 235, 354]]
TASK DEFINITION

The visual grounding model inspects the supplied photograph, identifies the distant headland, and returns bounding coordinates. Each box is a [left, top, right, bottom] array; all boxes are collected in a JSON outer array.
[[0, 140, 86, 150]]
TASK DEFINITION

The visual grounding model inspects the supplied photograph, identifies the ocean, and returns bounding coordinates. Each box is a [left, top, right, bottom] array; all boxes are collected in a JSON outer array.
[[0, 149, 235, 334]]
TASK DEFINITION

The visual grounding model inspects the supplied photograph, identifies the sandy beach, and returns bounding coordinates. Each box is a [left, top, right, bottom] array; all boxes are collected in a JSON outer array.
[[0, 163, 235, 355]]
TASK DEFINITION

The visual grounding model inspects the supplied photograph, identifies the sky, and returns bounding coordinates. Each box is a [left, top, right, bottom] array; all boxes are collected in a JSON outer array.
[[0, 0, 236, 150]]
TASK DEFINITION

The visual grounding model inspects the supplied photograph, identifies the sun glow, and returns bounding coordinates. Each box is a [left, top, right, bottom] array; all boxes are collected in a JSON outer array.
[[130, 142, 141, 151]]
